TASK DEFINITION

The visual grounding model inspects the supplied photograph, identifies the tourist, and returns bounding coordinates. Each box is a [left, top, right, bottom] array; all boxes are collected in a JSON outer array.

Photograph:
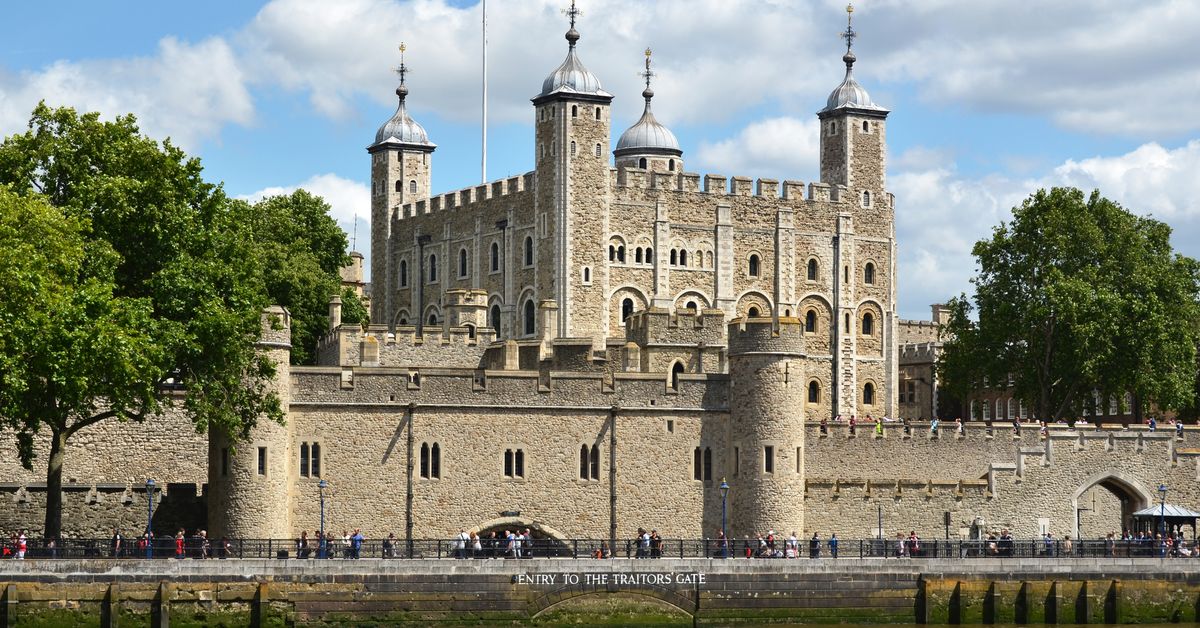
[[895, 532, 907, 558], [199, 530, 210, 559], [650, 529, 662, 559], [784, 532, 797, 558], [1012, 417, 1021, 436], [637, 528, 650, 559], [454, 529, 468, 559], [15, 530, 26, 560], [471, 531, 482, 558], [908, 531, 921, 557], [1063, 535, 1073, 556], [819, 417, 828, 435], [829, 533, 839, 558], [930, 417, 939, 434], [111, 528, 123, 558], [351, 529, 364, 559], [1148, 416, 1157, 432], [955, 417, 964, 435], [1176, 419, 1185, 438], [716, 529, 729, 558], [1104, 532, 1116, 557], [341, 530, 351, 558], [849, 415, 857, 435], [809, 532, 820, 559], [174, 530, 185, 559], [297, 531, 310, 559], [998, 529, 1013, 557], [874, 416, 883, 436], [1043, 532, 1054, 557], [220, 536, 232, 559]]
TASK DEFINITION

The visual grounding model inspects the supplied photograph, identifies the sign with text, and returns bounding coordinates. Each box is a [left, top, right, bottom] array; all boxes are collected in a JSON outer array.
[[513, 572, 706, 586]]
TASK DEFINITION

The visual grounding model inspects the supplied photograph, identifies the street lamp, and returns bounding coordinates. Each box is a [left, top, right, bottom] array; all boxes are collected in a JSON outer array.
[[145, 478, 155, 559], [1158, 483, 1168, 542], [719, 478, 730, 558], [318, 479, 329, 559]]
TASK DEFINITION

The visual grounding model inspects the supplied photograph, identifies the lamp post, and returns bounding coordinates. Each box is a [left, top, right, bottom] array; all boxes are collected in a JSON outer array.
[[719, 478, 730, 558], [318, 479, 329, 559], [1158, 483, 1168, 541], [145, 478, 155, 559]]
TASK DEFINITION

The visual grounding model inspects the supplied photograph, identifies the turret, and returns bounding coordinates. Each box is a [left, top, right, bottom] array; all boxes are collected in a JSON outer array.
[[369, 43, 435, 328], [727, 318, 807, 538], [614, 48, 683, 173], [208, 306, 295, 538]]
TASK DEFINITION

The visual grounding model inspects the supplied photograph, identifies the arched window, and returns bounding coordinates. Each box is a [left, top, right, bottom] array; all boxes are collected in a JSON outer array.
[[748, 254, 760, 277], [580, 444, 590, 479], [524, 236, 534, 266], [428, 313, 438, 325], [862, 120, 869, 132], [430, 443, 441, 478], [490, 242, 499, 272], [570, 140, 576, 156], [489, 304, 501, 332], [595, 143, 602, 157], [609, 245, 616, 262], [595, 107, 601, 120], [459, 249, 468, 278], [523, 300, 536, 336], [428, 254, 437, 282], [863, 383, 875, 406], [845, 312, 850, 330], [465, 323, 476, 339], [394, 180, 402, 193], [670, 249, 677, 265], [668, 159, 675, 172], [635, 248, 643, 263], [808, 381, 820, 403], [671, 362, 684, 389], [693, 447, 702, 481], [582, 267, 591, 283], [807, 258, 818, 281], [687, 301, 698, 313], [679, 250, 688, 266], [420, 443, 430, 479], [862, 312, 874, 336], [409, 180, 417, 194], [862, 190, 871, 207], [645, 247, 653, 262], [748, 306, 760, 318], [617, 246, 625, 263], [638, 157, 647, 169], [621, 298, 634, 322], [589, 445, 599, 480], [571, 105, 578, 118], [864, 262, 875, 285], [805, 310, 817, 333], [399, 260, 408, 287]]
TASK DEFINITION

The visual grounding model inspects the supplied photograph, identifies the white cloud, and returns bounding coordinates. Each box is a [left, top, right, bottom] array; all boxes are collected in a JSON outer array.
[[893, 139, 1200, 319], [0, 37, 253, 150], [693, 117, 821, 180], [238, 173, 373, 278]]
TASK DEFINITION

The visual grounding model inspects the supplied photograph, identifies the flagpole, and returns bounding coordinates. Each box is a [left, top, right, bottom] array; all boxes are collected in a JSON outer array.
[[481, 0, 488, 184]]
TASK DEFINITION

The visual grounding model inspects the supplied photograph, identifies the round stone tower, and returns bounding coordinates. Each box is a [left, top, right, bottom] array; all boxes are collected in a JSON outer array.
[[208, 305, 294, 539], [727, 317, 807, 538]]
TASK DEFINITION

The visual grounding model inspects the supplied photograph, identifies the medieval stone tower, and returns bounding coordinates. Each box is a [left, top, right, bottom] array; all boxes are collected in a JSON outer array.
[[727, 318, 807, 538], [207, 306, 294, 539]]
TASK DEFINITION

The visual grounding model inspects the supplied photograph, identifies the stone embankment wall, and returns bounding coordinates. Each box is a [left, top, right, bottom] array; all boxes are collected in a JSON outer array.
[[0, 558, 1198, 626]]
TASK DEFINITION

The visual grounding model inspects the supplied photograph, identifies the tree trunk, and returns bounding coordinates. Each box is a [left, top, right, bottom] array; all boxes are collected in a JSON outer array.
[[43, 429, 68, 541]]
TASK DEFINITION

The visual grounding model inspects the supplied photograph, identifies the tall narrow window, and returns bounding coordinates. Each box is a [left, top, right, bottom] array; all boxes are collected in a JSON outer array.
[[862, 312, 874, 336], [430, 443, 441, 479], [399, 260, 408, 287], [671, 362, 684, 389], [844, 265, 849, 283], [863, 383, 875, 406], [749, 254, 760, 277], [420, 443, 430, 479], [595, 143, 602, 157], [409, 180, 417, 194], [617, 246, 626, 263], [807, 258, 818, 280], [571, 105, 578, 117], [428, 254, 438, 282], [311, 442, 321, 477], [490, 304, 501, 332], [864, 262, 875, 285], [670, 249, 677, 265], [221, 447, 230, 476], [734, 447, 740, 476], [862, 120, 869, 132], [622, 298, 634, 322], [582, 267, 591, 283], [504, 449, 513, 477], [609, 245, 616, 261], [703, 448, 712, 481], [679, 250, 687, 266], [459, 249, 468, 278], [764, 446, 774, 474], [570, 140, 576, 156], [635, 248, 643, 263], [693, 447, 702, 481], [805, 310, 817, 333], [581, 445, 590, 479], [515, 449, 525, 477], [808, 381, 820, 403], [490, 242, 500, 271], [257, 447, 266, 475], [524, 300, 536, 336], [395, 180, 402, 193], [668, 159, 675, 171], [863, 190, 871, 207], [595, 107, 601, 120], [524, 237, 534, 266], [589, 445, 599, 480], [300, 443, 310, 477], [639, 157, 647, 169]]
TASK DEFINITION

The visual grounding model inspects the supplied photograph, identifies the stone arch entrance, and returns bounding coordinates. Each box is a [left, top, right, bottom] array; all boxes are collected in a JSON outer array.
[[470, 516, 573, 558], [530, 588, 697, 620], [1070, 470, 1154, 539]]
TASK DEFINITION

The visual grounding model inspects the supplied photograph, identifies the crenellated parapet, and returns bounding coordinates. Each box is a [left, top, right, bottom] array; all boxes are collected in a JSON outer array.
[[396, 172, 534, 220], [898, 341, 939, 364]]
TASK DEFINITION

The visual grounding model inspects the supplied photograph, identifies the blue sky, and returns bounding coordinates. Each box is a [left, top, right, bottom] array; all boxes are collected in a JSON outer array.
[[3, 0, 1199, 320]]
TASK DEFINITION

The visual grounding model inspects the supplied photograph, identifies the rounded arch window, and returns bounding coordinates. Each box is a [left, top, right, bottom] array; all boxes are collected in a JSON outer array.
[[864, 262, 876, 285], [523, 300, 536, 336], [595, 107, 601, 120], [805, 310, 817, 333], [863, 382, 875, 406], [489, 304, 502, 333], [428, 313, 439, 325], [862, 312, 874, 336], [679, 250, 688, 266], [524, 236, 534, 266], [394, 180, 402, 193], [807, 258, 818, 281], [635, 248, 643, 264], [645, 247, 653, 262], [668, 159, 675, 172], [571, 105, 578, 118], [621, 298, 634, 322], [595, 143, 602, 157], [409, 180, 417, 194], [748, 254, 760, 277], [687, 301, 698, 313], [670, 249, 677, 266], [582, 266, 591, 283], [862, 120, 869, 132], [670, 362, 684, 389], [638, 157, 647, 169], [862, 190, 871, 207], [570, 141, 576, 156], [490, 242, 500, 272], [808, 381, 820, 403], [747, 306, 760, 318]]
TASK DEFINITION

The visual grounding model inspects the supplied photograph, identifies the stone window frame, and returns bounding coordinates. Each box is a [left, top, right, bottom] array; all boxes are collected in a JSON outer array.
[[523, 235, 535, 268], [458, 247, 470, 280], [863, 259, 877, 285], [398, 258, 409, 288], [489, 241, 501, 275], [298, 440, 322, 478], [804, 309, 818, 334], [427, 253, 439, 285], [419, 441, 442, 480], [578, 443, 600, 481], [256, 445, 268, 477], [746, 251, 763, 278], [862, 381, 877, 407], [861, 311, 875, 337], [807, 379, 821, 404], [503, 446, 527, 480], [806, 257, 819, 282], [762, 443, 776, 475], [581, 266, 592, 286]]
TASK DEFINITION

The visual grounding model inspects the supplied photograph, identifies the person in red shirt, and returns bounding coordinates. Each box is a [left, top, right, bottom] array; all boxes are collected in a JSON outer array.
[[174, 530, 185, 559]]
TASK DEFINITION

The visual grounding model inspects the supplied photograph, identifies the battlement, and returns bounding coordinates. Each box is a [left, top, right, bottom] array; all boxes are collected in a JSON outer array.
[[805, 477, 990, 500], [613, 168, 841, 203], [899, 342, 939, 363], [727, 317, 805, 356], [396, 171, 535, 220], [624, 307, 727, 346], [315, 323, 494, 368], [898, 318, 942, 345]]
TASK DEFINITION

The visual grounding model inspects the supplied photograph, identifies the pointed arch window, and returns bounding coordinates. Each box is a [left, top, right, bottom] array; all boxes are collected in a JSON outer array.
[[693, 447, 703, 481], [862, 190, 871, 207], [523, 236, 534, 266]]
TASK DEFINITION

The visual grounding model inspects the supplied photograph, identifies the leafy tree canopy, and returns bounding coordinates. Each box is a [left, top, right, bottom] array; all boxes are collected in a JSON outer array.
[[0, 104, 281, 538], [938, 187, 1200, 423]]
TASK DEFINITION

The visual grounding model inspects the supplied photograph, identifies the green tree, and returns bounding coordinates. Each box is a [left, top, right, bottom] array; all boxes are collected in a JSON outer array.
[[0, 104, 281, 539], [249, 190, 366, 364], [938, 187, 1200, 423]]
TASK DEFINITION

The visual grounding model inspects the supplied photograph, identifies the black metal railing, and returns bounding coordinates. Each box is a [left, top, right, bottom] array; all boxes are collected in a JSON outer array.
[[0, 537, 1192, 560]]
